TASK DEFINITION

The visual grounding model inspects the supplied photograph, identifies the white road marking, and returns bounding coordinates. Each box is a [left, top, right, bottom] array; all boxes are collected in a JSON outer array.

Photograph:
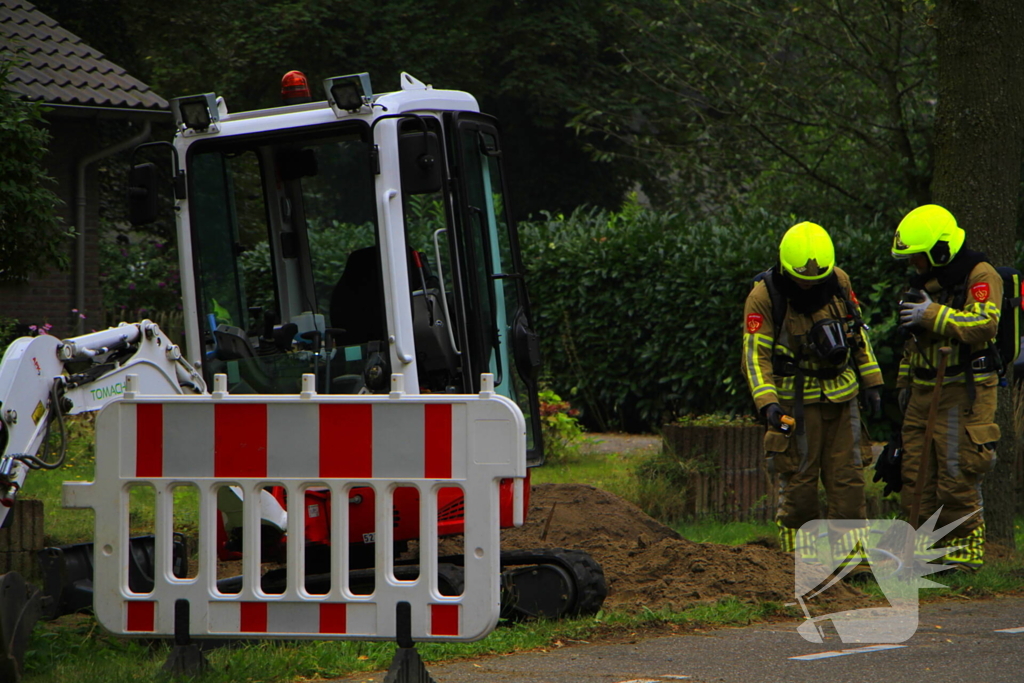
[[994, 627, 1024, 634], [790, 644, 907, 661]]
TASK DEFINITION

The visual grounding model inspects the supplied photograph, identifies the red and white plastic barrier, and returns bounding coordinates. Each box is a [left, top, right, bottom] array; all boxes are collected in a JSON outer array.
[[64, 374, 525, 642]]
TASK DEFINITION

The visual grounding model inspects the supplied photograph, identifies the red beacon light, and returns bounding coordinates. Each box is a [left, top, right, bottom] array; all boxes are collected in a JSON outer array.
[[281, 70, 312, 105]]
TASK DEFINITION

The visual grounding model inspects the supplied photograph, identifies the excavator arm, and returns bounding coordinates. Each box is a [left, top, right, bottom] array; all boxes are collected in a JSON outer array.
[[0, 321, 206, 522]]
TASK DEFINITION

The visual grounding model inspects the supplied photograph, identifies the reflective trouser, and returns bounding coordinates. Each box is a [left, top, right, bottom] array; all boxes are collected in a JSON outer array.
[[766, 400, 870, 541], [900, 382, 998, 569], [779, 522, 869, 568]]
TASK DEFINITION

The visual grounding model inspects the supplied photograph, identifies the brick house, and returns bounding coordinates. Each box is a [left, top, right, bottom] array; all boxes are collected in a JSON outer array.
[[0, 0, 169, 338]]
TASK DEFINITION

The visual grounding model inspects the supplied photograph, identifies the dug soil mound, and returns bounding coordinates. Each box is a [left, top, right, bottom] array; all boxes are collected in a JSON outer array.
[[500, 483, 865, 613]]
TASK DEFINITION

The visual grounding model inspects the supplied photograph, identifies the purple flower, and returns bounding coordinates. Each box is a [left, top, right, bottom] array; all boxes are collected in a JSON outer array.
[[128, 283, 136, 290], [158, 282, 166, 288]]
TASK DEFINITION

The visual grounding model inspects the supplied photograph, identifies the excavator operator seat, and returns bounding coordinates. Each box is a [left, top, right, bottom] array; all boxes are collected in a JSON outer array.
[[330, 246, 386, 348]]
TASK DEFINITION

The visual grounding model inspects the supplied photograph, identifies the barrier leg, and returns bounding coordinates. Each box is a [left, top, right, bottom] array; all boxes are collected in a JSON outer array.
[[383, 602, 437, 683], [161, 599, 209, 677]]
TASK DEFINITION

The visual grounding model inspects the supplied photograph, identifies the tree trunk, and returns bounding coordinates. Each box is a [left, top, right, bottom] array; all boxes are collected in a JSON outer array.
[[932, 0, 1024, 547]]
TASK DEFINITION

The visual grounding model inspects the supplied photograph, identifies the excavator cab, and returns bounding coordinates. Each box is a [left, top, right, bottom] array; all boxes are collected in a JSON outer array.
[[141, 81, 544, 466]]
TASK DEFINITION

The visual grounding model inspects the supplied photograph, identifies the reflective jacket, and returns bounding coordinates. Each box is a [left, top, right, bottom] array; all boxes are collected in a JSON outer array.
[[896, 261, 1002, 389], [742, 267, 883, 411]]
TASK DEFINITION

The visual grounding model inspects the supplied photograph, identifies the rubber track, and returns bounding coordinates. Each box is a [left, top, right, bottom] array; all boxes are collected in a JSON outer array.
[[499, 547, 608, 617]]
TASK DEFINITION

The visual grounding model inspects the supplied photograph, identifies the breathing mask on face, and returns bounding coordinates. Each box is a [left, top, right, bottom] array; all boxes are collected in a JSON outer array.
[[808, 318, 850, 366]]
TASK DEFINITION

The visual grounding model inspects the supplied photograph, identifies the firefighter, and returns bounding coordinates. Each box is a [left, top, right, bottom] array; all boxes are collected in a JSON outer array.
[[742, 222, 883, 575], [892, 204, 1001, 572]]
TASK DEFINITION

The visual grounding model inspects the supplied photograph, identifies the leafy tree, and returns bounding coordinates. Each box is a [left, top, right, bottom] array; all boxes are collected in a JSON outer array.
[[573, 0, 938, 224], [38, 0, 638, 220], [0, 55, 70, 282]]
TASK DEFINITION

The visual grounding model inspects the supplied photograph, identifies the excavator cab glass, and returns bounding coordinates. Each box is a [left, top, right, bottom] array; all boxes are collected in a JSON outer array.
[[186, 123, 383, 395], [449, 113, 543, 465]]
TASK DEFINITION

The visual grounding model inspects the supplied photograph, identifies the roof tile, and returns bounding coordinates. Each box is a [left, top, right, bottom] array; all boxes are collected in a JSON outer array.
[[1, 0, 168, 111]]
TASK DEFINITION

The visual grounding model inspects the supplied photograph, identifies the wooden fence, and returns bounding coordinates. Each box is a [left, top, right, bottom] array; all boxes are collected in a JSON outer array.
[[662, 424, 775, 521], [0, 499, 43, 579], [662, 423, 1024, 522]]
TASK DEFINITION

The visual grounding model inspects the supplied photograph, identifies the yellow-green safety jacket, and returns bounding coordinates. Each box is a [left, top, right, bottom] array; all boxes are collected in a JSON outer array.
[[896, 261, 1002, 389], [742, 267, 883, 411]]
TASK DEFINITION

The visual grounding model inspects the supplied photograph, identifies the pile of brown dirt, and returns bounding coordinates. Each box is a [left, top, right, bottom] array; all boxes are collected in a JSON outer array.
[[501, 483, 866, 613]]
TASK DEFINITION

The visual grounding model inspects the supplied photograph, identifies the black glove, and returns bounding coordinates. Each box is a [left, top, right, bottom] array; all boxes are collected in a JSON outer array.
[[872, 429, 903, 496], [762, 402, 785, 429], [898, 387, 910, 415], [862, 387, 882, 418]]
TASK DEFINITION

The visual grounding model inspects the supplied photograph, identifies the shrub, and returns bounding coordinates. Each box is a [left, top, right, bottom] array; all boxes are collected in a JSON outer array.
[[630, 449, 707, 523], [100, 235, 181, 324], [519, 200, 907, 432], [538, 389, 587, 464]]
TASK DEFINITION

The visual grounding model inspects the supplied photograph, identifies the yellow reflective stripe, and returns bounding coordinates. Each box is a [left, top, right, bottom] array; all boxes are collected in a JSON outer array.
[[823, 384, 857, 402], [942, 524, 984, 566], [898, 362, 911, 382], [858, 361, 881, 375], [934, 305, 954, 335], [947, 310, 996, 328], [768, 368, 860, 402], [777, 387, 824, 402], [778, 523, 819, 559], [936, 300, 999, 336], [832, 526, 868, 562], [744, 332, 775, 398], [909, 371, 997, 388]]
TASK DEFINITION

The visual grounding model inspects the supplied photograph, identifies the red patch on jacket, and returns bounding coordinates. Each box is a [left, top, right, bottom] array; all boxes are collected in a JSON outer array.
[[746, 313, 763, 333], [849, 289, 860, 305], [971, 282, 990, 303]]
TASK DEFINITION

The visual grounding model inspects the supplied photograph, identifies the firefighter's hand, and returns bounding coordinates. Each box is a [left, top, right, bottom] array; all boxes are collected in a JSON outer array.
[[899, 290, 932, 329], [898, 387, 910, 414], [862, 387, 882, 418], [762, 403, 786, 429]]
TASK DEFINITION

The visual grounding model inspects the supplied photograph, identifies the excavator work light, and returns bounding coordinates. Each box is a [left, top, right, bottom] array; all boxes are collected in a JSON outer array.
[[172, 93, 219, 132], [324, 73, 372, 114]]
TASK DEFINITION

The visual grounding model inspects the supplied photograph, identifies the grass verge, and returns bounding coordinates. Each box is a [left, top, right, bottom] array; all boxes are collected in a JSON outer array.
[[24, 599, 789, 683]]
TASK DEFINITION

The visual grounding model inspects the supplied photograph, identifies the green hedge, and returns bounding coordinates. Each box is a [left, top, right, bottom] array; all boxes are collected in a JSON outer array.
[[518, 202, 908, 432]]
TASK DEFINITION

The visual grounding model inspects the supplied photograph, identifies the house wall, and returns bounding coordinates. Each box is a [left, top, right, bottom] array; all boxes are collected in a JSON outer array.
[[0, 117, 103, 340]]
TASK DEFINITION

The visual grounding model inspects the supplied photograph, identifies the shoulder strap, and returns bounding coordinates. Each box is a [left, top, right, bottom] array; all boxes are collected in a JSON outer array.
[[755, 268, 787, 336], [951, 272, 971, 309]]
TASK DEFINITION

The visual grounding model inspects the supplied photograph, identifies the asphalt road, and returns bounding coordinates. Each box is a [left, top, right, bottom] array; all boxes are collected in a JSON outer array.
[[337, 596, 1024, 683]]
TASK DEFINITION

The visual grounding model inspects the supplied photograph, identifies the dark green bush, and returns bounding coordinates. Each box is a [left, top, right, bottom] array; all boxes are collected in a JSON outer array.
[[519, 200, 907, 432]]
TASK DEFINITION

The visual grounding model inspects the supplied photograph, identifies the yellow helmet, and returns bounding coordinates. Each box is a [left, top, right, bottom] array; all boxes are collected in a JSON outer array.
[[892, 204, 965, 266], [779, 222, 835, 282]]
